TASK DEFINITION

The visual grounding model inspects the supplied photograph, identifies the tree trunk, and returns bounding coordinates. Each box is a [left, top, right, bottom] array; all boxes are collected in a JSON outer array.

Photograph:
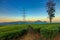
[[50, 17, 52, 24]]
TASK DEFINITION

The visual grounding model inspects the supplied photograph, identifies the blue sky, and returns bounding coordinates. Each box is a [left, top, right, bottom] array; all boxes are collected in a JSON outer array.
[[0, 0, 60, 22]]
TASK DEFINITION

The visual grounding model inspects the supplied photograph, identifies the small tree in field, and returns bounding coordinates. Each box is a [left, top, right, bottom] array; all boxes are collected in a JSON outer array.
[[47, 0, 56, 23]]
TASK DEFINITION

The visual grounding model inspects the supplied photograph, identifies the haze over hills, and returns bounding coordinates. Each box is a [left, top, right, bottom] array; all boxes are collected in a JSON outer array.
[[0, 20, 48, 26]]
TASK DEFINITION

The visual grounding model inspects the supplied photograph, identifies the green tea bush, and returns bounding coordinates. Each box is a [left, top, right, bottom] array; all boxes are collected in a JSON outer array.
[[40, 26, 59, 40], [0, 23, 60, 40]]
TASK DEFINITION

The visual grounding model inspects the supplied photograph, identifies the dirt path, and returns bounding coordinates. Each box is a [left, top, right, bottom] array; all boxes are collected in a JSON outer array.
[[18, 27, 41, 40], [54, 33, 60, 40], [15, 26, 60, 40]]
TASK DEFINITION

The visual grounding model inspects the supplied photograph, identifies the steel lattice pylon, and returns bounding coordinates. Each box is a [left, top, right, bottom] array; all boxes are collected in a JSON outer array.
[[23, 8, 26, 22]]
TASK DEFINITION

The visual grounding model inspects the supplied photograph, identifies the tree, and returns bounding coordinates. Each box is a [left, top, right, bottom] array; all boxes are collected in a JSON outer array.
[[47, 0, 56, 23]]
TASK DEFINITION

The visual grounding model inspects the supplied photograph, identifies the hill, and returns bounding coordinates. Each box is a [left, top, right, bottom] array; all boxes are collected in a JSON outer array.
[[0, 21, 48, 26]]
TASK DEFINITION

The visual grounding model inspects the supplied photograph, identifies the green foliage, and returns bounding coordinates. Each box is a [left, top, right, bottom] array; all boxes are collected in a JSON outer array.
[[0, 24, 28, 39], [0, 23, 60, 40], [40, 26, 59, 40]]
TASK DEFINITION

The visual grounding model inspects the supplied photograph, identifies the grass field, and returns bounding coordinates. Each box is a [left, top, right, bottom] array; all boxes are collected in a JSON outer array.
[[0, 23, 60, 40]]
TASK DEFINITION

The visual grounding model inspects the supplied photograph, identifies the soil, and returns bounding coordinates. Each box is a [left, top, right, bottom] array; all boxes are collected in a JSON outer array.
[[16, 26, 45, 40], [54, 33, 60, 40], [15, 27, 60, 40]]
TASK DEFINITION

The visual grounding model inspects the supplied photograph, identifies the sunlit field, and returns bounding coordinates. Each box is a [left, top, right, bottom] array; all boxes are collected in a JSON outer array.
[[0, 23, 60, 40]]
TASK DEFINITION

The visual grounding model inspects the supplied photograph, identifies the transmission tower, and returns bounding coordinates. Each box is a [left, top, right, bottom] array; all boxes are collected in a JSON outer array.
[[23, 8, 26, 22], [47, 0, 56, 23]]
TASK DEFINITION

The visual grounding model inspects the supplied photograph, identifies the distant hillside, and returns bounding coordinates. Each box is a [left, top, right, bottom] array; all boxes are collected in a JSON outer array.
[[0, 21, 48, 26]]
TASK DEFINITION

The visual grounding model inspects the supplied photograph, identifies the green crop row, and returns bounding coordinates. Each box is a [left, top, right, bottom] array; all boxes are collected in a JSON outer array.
[[0, 23, 60, 40]]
